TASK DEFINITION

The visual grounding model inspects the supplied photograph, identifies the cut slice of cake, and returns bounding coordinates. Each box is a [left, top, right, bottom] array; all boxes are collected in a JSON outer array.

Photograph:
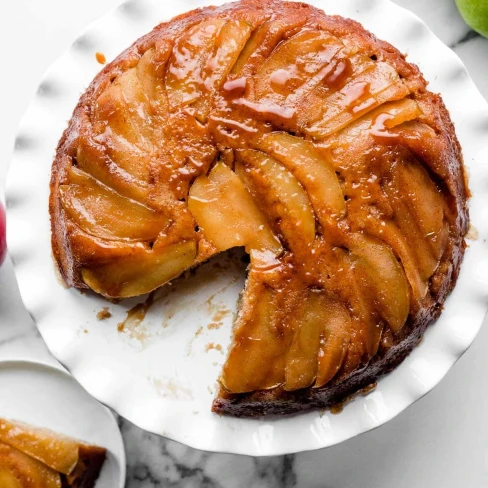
[[0, 419, 106, 487]]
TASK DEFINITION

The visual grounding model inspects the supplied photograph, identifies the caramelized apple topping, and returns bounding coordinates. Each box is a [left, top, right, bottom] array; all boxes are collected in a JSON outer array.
[[257, 132, 346, 222], [0, 419, 79, 475], [82, 239, 197, 299], [60, 168, 167, 242], [286, 291, 352, 391], [0, 442, 61, 488], [314, 298, 352, 388], [0, 419, 106, 488], [347, 234, 410, 335], [188, 162, 282, 254], [235, 149, 316, 250], [58, 4, 455, 395]]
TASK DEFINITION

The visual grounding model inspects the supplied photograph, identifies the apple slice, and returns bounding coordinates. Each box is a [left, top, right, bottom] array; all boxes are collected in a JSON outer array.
[[382, 178, 439, 281], [136, 49, 160, 100], [348, 234, 410, 334], [284, 290, 322, 391], [325, 98, 422, 156], [332, 247, 382, 357], [294, 53, 375, 128], [203, 20, 253, 92], [396, 161, 448, 261], [220, 287, 286, 393], [315, 299, 351, 388], [96, 68, 155, 148], [95, 68, 156, 185], [396, 202, 440, 281], [136, 45, 171, 106], [303, 62, 410, 139], [0, 419, 79, 475], [316, 331, 350, 388], [75, 132, 150, 204], [60, 167, 166, 241], [365, 219, 428, 303], [285, 290, 351, 391], [102, 130, 155, 188], [230, 16, 307, 77], [254, 30, 344, 102], [257, 132, 346, 223], [220, 263, 292, 393], [0, 442, 60, 488], [188, 162, 282, 254], [165, 19, 226, 108], [191, 20, 253, 118], [0, 468, 24, 488], [234, 30, 345, 130], [235, 149, 316, 251], [82, 239, 196, 299]]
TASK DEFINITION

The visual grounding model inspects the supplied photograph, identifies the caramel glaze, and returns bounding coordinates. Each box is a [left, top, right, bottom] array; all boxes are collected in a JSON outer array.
[[50, 0, 469, 416], [0, 419, 106, 488]]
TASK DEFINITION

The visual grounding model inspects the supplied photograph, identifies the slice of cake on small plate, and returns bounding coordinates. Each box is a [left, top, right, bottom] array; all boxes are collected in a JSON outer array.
[[0, 418, 106, 488]]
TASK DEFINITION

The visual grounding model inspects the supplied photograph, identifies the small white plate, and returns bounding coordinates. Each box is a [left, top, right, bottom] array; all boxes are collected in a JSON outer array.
[[0, 360, 126, 487], [6, 0, 488, 456]]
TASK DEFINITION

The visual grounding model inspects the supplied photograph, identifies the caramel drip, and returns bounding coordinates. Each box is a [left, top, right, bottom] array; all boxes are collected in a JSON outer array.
[[117, 291, 156, 333]]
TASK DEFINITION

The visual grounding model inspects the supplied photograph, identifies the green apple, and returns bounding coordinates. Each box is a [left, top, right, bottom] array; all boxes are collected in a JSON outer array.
[[455, 0, 488, 38]]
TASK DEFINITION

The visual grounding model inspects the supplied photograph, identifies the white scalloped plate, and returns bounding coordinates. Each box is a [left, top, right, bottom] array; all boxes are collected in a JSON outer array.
[[0, 360, 126, 487], [6, 0, 488, 456]]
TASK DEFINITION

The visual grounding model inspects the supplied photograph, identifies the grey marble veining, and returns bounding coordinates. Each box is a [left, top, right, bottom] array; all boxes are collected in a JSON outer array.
[[121, 418, 296, 488], [0, 0, 487, 487]]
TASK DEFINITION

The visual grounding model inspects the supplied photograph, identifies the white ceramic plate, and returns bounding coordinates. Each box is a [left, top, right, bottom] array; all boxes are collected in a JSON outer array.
[[0, 360, 126, 486], [6, 0, 488, 456]]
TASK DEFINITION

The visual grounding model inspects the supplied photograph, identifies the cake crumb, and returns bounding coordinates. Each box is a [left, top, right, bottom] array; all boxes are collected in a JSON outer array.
[[207, 306, 231, 330], [207, 322, 222, 330], [117, 322, 125, 332], [205, 342, 223, 353], [213, 308, 230, 321], [96, 52, 106, 65], [467, 224, 479, 240], [97, 307, 112, 321], [151, 377, 193, 400], [187, 326, 205, 356], [195, 326, 204, 337]]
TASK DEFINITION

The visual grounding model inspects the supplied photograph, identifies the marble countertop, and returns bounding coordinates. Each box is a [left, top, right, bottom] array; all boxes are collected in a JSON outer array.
[[0, 1, 487, 486]]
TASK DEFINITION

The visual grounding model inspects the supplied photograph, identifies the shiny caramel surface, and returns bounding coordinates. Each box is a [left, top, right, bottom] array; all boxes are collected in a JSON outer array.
[[0, 441, 61, 488], [0, 419, 106, 488], [51, 0, 466, 396], [0, 419, 79, 475]]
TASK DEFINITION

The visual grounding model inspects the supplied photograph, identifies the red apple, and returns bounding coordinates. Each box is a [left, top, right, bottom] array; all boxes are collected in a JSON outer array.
[[0, 202, 6, 266]]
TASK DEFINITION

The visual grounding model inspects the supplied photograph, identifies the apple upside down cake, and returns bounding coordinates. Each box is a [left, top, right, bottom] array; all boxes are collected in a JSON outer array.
[[50, 0, 469, 416]]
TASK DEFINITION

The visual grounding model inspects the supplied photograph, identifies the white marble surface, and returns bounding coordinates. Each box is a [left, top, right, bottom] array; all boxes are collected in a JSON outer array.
[[0, 0, 487, 486]]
